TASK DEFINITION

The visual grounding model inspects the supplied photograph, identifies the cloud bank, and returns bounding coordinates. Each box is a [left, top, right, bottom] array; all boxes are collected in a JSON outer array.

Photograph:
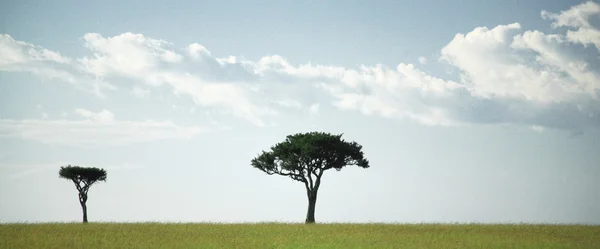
[[1, 1, 599, 134]]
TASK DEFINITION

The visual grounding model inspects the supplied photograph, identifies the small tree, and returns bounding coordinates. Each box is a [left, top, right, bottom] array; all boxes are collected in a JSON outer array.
[[251, 131, 370, 223], [59, 165, 107, 223]]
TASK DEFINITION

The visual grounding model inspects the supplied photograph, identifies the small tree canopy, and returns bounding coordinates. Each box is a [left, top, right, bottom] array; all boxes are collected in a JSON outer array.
[[59, 165, 107, 184], [58, 165, 107, 223]]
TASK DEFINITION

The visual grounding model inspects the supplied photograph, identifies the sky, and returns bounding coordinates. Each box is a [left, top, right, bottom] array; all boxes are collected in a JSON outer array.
[[1, 0, 599, 224]]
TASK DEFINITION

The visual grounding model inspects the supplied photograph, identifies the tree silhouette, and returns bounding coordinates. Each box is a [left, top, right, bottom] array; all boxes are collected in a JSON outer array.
[[59, 165, 107, 223], [251, 131, 370, 223]]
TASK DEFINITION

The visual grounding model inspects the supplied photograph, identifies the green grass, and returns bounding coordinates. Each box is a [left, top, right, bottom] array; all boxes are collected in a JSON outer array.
[[1, 223, 599, 248]]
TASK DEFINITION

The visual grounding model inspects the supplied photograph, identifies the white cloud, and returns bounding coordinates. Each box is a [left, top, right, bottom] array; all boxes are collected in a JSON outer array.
[[318, 63, 464, 126], [542, 1, 599, 28], [216, 55, 237, 65], [542, 1, 600, 51], [530, 125, 545, 133], [0, 34, 70, 67], [308, 104, 320, 115], [79, 32, 183, 78], [440, 23, 534, 99], [439, 21, 600, 104], [0, 34, 115, 97], [74, 108, 115, 122], [131, 86, 150, 98], [187, 43, 211, 58], [1, 2, 599, 133], [76, 33, 275, 127], [0, 109, 208, 146], [272, 99, 303, 109], [511, 30, 600, 95]]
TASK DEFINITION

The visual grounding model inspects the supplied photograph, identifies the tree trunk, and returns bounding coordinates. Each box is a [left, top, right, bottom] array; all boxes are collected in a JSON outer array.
[[305, 192, 317, 224], [80, 201, 88, 223], [79, 193, 88, 223]]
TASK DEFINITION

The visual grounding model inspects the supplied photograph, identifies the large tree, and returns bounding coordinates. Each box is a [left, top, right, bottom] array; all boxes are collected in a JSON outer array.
[[251, 131, 370, 223], [59, 165, 107, 223]]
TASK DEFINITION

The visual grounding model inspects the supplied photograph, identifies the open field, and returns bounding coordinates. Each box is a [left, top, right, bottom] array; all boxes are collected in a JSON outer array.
[[1, 223, 599, 248]]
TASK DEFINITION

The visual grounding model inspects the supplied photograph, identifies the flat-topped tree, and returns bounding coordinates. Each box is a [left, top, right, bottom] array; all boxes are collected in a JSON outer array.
[[251, 131, 370, 223], [59, 165, 107, 223]]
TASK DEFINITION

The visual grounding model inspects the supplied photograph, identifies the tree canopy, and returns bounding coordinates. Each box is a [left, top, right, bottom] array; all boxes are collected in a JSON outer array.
[[59, 165, 107, 223], [251, 131, 369, 223], [252, 131, 369, 178], [59, 165, 107, 184]]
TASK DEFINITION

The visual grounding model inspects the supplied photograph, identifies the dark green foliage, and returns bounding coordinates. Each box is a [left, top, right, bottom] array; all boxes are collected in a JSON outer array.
[[59, 165, 107, 184], [251, 131, 369, 223], [59, 165, 107, 223], [251, 132, 369, 176]]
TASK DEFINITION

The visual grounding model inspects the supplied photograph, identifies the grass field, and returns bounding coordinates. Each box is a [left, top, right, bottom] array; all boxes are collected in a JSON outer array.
[[1, 223, 599, 248]]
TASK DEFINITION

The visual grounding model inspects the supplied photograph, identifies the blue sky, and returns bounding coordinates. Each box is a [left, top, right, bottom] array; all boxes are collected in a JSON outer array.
[[1, 0, 599, 224]]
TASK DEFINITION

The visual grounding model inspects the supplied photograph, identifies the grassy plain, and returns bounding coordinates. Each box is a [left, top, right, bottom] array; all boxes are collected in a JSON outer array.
[[1, 223, 599, 248]]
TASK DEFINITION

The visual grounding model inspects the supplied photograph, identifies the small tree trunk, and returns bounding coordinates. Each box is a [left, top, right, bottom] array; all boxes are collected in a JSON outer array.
[[305, 192, 317, 224], [80, 201, 88, 223], [79, 193, 88, 223]]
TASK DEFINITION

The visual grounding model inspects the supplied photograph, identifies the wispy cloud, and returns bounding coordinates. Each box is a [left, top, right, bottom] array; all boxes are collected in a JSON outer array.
[[0, 34, 116, 97], [1, 161, 146, 179], [102, 162, 146, 171], [131, 86, 150, 98], [1, 161, 66, 179], [0, 109, 211, 146]]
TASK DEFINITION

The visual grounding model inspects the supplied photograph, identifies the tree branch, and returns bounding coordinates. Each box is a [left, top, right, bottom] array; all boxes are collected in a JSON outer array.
[[314, 168, 325, 192], [71, 179, 83, 192], [302, 176, 310, 197], [307, 167, 314, 190], [274, 170, 306, 183]]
